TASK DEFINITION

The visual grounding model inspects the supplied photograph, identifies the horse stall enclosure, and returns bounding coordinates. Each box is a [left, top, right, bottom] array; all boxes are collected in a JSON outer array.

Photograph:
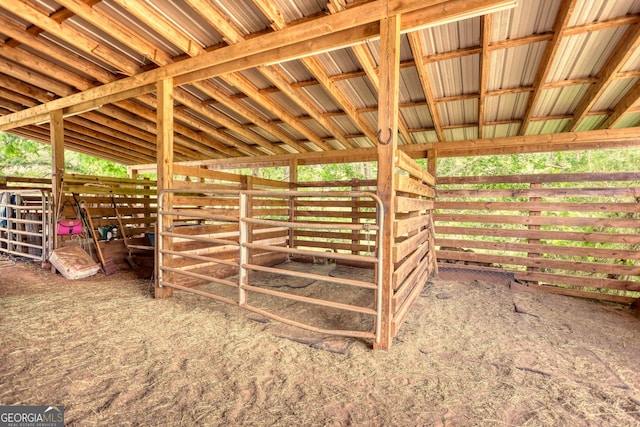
[[155, 157, 438, 348], [434, 171, 640, 304]]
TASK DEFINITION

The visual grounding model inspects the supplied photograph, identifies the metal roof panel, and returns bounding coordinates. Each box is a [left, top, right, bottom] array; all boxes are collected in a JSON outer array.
[[489, 42, 547, 90], [548, 27, 628, 81], [485, 92, 530, 122], [428, 55, 480, 98], [491, 0, 560, 41], [592, 77, 639, 111], [533, 84, 591, 116]]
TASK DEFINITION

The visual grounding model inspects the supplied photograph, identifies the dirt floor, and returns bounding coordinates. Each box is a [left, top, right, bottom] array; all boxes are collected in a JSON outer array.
[[1, 258, 639, 426]]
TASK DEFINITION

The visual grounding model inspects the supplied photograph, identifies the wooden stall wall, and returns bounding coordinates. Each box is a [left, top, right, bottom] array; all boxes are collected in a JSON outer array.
[[292, 178, 378, 264], [163, 165, 289, 289], [0, 176, 51, 191], [59, 174, 157, 267], [391, 152, 438, 335], [435, 172, 640, 304]]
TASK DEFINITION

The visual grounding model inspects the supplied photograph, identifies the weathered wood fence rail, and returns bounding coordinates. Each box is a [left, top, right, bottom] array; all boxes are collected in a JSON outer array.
[[434, 171, 640, 304], [391, 152, 438, 334]]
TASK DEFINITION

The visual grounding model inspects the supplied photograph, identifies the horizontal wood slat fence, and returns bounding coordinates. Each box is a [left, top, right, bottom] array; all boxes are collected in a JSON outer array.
[[57, 174, 157, 260], [392, 152, 437, 335], [434, 171, 640, 304]]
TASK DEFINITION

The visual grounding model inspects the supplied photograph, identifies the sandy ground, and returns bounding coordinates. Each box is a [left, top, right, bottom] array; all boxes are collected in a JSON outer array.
[[1, 259, 639, 426]]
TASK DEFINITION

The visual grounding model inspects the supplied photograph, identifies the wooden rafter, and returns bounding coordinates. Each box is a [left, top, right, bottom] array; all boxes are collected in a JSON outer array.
[[9, 0, 139, 75], [81, 0, 283, 155], [243, 0, 359, 150], [408, 31, 445, 141], [109, 0, 307, 154], [567, 21, 640, 131], [520, 0, 577, 135], [257, 66, 357, 149], [352, 42, 414, 144], [220, 72, 324, 151], [478, 14, 492, 138], [1, 1, 238, 159], [600, 80, 640, 129]]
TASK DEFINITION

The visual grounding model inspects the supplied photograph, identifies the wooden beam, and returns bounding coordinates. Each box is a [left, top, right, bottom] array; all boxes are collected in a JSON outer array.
[[520, 0, 577, 135], [567, 21, 640, 131], [563, 14, 640, 37], [478, 14, 492, 138], [7, 0, 140, 75], [156, 77, 174, 299], [139, 127, 640, 170], [600, 80, 640, 129], [50, 109, 64, 224], [375, 14, 401, 350], [1, 0, 509, 132], [408, 31, 445, 141]]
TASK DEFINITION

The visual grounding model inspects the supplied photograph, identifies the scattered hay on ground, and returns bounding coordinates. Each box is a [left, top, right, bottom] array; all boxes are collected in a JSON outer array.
[[1, 262, 639, 426]]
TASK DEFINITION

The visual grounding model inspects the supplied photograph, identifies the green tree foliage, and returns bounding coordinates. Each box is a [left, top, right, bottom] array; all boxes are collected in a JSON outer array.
[[0, 133, 127, 178], [430, 148, 640, 177]]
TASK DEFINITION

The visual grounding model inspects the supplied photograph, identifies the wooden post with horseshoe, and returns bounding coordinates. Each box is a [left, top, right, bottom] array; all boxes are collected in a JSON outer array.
[[374, 14, 401, 350]]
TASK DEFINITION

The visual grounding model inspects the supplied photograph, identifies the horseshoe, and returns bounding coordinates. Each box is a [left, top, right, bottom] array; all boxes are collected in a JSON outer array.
[[377, 128, 393, 145]]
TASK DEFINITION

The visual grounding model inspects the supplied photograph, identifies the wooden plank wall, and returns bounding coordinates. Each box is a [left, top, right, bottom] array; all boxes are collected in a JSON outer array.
[[435, 172, 640, 304], [61, 173, 157, 238], [0, 176, 51, 191], [292, 179, 378, 263], [391, 152, 437, 335], [166, 165, 289, 288]]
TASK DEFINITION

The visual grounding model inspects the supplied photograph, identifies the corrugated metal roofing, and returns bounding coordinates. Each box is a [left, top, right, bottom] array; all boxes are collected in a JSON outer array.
[[0, 0, 639, 165]]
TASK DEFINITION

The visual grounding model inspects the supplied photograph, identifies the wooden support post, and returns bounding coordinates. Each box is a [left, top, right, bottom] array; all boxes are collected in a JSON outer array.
[[155, 78, 174, 299], [427, 148, 439, 276], [239, 192, 248, 306], [50, 109, 64, 252], [427, 149, 438, 178], [241, 175, 254, 266], [527, 182, 541, 273], [288, 158, 298, 253], [375, 14, 401, 350]]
